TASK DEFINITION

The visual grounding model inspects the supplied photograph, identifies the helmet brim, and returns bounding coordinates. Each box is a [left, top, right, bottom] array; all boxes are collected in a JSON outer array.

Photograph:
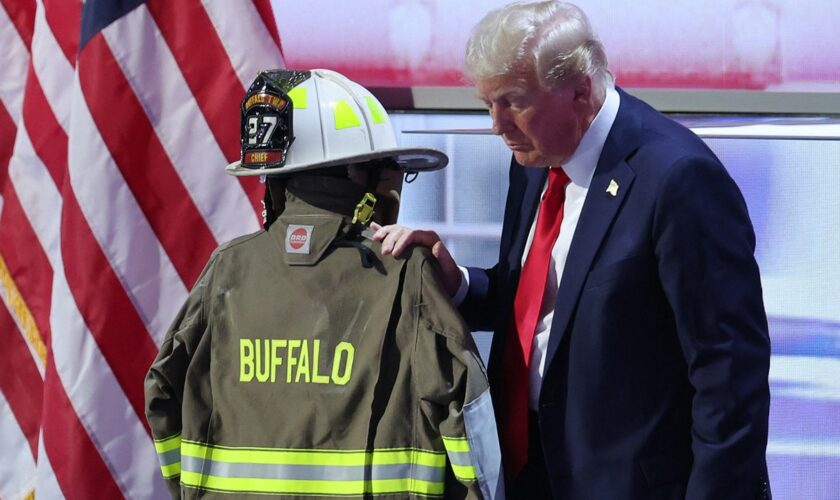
[[225, 147, 448, 176]]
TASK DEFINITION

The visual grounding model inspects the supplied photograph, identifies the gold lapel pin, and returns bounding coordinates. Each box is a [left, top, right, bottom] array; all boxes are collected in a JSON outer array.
[[606, 179, 619, 197]]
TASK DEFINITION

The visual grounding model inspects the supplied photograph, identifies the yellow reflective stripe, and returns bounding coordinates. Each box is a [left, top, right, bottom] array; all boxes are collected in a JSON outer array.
[[333, 99, 362, 129], [181, 471, 444, 496], [160, 461, 181, 479], [181, 441, 445, 468], [365, 96, 387, 124], [154, 433, 182, 454], [441, 436, 471, 453], [442, 436, 476, 481], [287, 86, 307, 108], [450, 463, 477, 481], [155, 434, 182, 478]]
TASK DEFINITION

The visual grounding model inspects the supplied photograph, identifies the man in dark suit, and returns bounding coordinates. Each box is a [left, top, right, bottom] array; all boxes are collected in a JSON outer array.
[[373, 1, 771, 498]]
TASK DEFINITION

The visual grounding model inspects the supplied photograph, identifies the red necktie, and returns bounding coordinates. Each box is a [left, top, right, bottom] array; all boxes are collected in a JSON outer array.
[[499, 167, 569, 479]]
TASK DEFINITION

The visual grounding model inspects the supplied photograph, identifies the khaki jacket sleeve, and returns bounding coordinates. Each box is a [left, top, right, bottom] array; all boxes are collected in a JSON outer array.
[[415, 256, 505, 500], [144, 254, 216, 498]]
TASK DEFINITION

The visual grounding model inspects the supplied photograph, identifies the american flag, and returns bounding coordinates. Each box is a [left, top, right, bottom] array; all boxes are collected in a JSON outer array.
[[0, 1, 283, 497]]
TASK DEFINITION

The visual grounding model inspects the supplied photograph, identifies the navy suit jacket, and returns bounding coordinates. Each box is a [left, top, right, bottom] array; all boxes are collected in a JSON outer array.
[[461, 88, 771, 499]]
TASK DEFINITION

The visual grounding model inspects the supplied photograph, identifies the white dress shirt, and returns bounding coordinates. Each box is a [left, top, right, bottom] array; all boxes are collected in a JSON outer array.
[[454, 86, 620, 409]]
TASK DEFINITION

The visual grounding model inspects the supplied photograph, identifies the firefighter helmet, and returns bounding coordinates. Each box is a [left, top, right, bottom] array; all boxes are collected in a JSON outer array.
[[226, 69, 447, 176]]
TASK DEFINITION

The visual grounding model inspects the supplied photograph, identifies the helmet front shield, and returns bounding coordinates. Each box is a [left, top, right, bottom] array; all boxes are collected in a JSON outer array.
[[239, 69, 311, 172]]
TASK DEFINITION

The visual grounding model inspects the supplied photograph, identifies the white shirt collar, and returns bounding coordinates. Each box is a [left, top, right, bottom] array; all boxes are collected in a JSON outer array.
[[559, 85, 620, 187]]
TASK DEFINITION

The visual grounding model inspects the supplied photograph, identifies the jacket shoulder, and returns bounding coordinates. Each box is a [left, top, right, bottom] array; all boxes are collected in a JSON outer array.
[[402, 245, 474, 344], [205, 229, 274, 270], [619, 90, 720, 168], [215, 229, 267, 255]]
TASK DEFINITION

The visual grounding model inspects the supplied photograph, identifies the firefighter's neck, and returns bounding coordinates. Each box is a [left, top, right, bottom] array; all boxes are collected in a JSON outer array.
[[272, 172, 367, 219]]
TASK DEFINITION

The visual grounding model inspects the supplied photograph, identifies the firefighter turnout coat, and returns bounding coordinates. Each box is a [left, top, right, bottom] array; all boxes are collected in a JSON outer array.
[[144, 194, 504, 499]]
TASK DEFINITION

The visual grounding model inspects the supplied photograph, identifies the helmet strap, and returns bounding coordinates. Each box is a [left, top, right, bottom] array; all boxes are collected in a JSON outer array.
[[351, 193, 378, 226], [263, 178, 288, 230]]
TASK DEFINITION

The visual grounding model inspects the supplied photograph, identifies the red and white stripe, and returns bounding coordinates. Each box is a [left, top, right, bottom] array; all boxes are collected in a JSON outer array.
[[0, 308, 38, 499], [0, 1, 41, 498], [1, 0, 283, 496]]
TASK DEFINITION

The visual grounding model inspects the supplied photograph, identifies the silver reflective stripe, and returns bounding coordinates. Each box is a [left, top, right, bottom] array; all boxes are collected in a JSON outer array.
[[464, 388, 506, 499], [158, 447, 180, 467], [182, 455, 445, 483], [446, 450, 472, 467]]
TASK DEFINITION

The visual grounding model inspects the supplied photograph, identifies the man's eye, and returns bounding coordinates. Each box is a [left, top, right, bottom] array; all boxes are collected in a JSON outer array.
[[509, 99, 527, 110]]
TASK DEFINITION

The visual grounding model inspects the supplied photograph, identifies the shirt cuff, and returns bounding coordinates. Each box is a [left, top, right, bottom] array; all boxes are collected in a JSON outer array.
[[451, 265, 470, 306]]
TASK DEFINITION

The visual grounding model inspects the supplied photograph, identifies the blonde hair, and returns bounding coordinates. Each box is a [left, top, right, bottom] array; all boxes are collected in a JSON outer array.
[[464, 1, 613, 92]]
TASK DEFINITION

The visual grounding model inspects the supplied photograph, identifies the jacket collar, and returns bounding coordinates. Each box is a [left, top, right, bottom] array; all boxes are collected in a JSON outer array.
[[542, 87, 643, 375], [269, 195, 350, 266]]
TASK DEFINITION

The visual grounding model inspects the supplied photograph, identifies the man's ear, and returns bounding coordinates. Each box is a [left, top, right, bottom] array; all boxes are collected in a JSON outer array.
[[572, 74, 592, 101]]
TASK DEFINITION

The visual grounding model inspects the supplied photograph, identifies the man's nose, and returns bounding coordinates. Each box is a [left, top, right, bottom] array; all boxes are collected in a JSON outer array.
[[490, 108, 513, 135]]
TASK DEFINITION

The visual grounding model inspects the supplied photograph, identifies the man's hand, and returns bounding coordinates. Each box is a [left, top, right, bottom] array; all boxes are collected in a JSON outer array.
[[370, 222, 463, 298]]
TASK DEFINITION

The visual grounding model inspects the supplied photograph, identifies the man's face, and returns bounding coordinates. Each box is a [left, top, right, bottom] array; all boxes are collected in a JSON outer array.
[[476, 73, 594, 167]]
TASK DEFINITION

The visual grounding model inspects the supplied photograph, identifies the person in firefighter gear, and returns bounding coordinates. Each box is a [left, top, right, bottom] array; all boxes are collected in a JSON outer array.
[[144, 68, 505, 499]]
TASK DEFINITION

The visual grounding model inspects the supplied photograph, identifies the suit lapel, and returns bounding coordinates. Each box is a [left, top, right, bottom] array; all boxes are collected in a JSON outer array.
[[506, 166, 549, 273], [492, 165, 547, 343], [543, 91, 641, 371]]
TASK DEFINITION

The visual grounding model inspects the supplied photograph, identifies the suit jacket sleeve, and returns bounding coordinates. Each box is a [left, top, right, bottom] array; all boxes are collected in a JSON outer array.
[[459, 264, 502, 332], [653, 155, 771, 499]]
